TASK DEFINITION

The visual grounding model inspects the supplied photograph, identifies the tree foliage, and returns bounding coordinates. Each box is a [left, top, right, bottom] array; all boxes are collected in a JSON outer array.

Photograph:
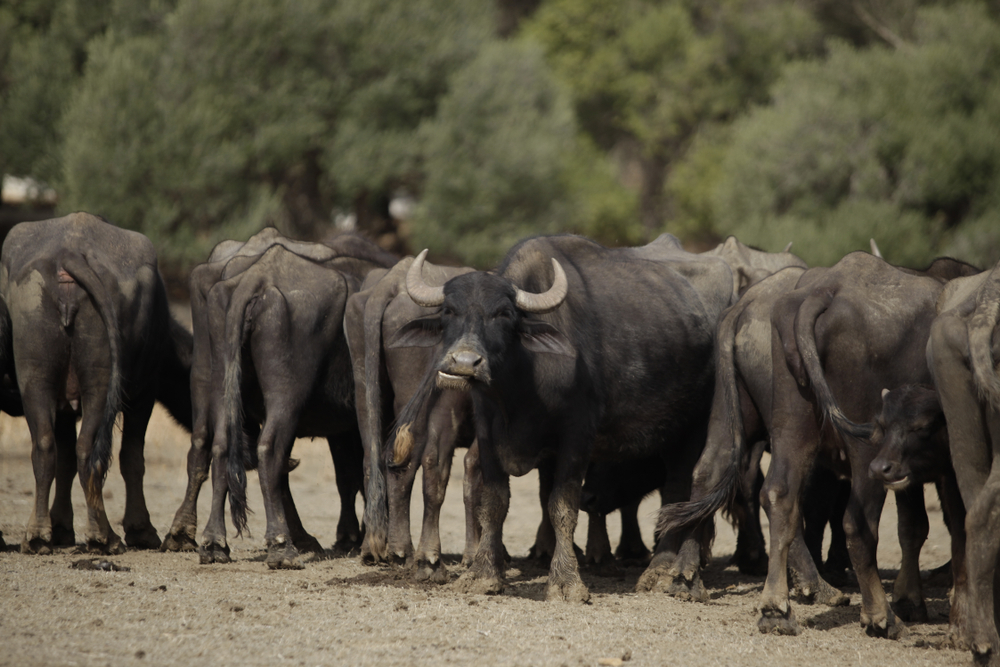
[[3, 0, 1000, 271], [701, 3, 1000, 267]]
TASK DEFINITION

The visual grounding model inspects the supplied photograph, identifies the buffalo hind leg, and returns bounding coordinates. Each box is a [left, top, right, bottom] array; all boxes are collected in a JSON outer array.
[[199, 421, 233, 564], [22, 408, 58, 555], [120, 399, 161, 550], [162, 428, 212, 552]]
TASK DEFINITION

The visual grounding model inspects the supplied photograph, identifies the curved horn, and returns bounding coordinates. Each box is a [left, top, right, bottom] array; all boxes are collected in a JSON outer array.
[[870, 238, 882, 259], [783, 241, 793, 253], [515, 259, 568, 314], [405, 249, 445, 307]]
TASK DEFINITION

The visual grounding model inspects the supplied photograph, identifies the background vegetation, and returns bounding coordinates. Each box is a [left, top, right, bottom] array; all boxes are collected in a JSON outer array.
[[2, 0, 999, 273]]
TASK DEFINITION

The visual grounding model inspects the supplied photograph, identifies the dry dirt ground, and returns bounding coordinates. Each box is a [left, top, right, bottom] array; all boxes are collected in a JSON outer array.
[[0, 406, 965, 667]]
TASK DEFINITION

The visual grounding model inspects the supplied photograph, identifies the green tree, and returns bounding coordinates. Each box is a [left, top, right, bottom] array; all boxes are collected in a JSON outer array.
[[60, 0, 492, 266], [415, 40, 639, 267], [705, 3, 1000, 267], [525, 0, 822, 238]]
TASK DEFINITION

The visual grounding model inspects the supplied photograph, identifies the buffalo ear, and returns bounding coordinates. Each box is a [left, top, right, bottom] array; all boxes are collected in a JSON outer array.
[[519, 319, 575, 357], [387, 316, 443, 349]]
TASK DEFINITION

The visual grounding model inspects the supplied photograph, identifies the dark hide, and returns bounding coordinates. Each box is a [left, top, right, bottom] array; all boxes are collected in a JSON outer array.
[[702, 236, 807, 296], [344, 256, 478, 581], [215, 240, 394, 568], [652, 267, 852, 605], [928, 262, 1000, 661], [0, 213, 192, 554], [391, 234, 734, 602], [869, 385, 965, 627], [752, 252, 944, 638], [160, 229, 395, 564]]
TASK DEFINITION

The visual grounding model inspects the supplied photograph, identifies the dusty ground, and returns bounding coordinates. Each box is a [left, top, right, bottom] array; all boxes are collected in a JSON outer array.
[[0, 406, 965, 667]]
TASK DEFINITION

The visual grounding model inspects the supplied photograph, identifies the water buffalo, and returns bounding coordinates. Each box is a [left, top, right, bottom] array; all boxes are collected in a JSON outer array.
[[755, 253, 951, 638], [869, 385, 965, 628], [652, 267, 850, 605], [218, 240, 395, 569], [389, 234, 736, 602], [928, 262, 1000, 661], [344, 256, 477, 580], [0, 213, 192, 554], [161, 228, 395, 563]]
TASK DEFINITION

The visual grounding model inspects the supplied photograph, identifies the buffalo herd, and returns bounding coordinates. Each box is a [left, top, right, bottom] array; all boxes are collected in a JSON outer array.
[[3, 211, 1000, 664]]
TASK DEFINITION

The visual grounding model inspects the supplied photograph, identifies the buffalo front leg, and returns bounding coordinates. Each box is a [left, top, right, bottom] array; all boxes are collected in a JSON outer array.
[[328, 433, 364, 554], [456, 439, 509, 596], [892, 484, 929, 622], [414, 432, 457, 583], [843, 471, 903, 639], [544, 454, 590, 603], [49, 414, 78, 547], [120, 399, 161, 550], [462, 441, 483, 566]]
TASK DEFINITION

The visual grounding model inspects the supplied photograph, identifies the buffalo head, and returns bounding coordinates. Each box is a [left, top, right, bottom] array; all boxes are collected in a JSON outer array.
[[868, 385, 949, 490], [387, 249, 574, 391]]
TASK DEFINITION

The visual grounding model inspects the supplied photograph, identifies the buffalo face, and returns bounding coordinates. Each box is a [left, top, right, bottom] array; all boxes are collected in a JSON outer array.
[[388, 250, 574, 391], [868, 385, 948, 490]]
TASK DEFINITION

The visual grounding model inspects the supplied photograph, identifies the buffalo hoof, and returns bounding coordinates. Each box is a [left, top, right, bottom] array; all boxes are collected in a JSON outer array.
[[862, 609, 906, 640], [86, 536, 125, 555], [198, 542, 231, 564], [52, 525, 76, 548], [892, 596, 928, 623], [455, 570, 504, 596], [414, 558, 449, 584], [793, 577, 849, 607], [757, 605, 801, 636], [972, 642, 1000, 667], [266, 540, 305, 570], [160, 530, 198, 553], [125, 525, 162, 550], [667, 572, 709, 603], [292, 534, 325, 557], [21, 537, 53, 555], [545, 578, 591, 603]]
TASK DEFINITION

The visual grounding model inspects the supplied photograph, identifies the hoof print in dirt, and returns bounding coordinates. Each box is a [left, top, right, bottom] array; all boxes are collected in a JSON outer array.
[[758, 606, 801, 636], [71, 558, 131, 572], [198, 542, 232, 564]]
